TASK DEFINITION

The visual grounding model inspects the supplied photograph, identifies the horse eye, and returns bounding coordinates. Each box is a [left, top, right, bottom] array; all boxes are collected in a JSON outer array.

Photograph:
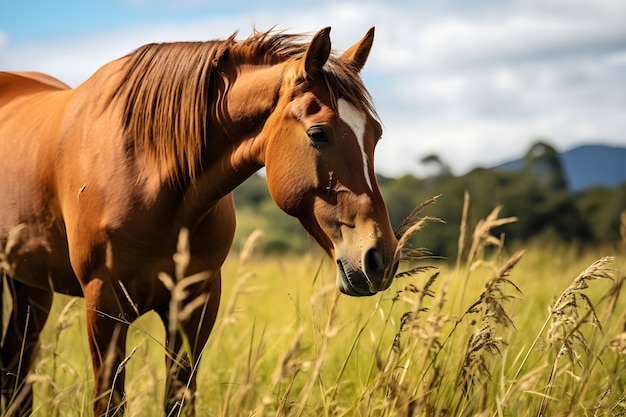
[[307, 126, 329, 148]]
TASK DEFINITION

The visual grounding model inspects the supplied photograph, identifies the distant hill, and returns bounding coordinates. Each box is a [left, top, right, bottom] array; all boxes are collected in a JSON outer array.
[[494, 144, 626, 192]]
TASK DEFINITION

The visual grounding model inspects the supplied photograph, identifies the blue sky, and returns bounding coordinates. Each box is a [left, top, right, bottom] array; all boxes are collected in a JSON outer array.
[[1, 0, 625, 177]]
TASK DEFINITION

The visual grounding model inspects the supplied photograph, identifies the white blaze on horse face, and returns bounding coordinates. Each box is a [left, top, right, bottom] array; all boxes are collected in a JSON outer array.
[[337, 98, 373, 191]]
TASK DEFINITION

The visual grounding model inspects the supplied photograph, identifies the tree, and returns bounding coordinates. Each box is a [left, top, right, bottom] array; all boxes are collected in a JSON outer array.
[[522, 141, 568, 192], [420, 153, 451, 178]]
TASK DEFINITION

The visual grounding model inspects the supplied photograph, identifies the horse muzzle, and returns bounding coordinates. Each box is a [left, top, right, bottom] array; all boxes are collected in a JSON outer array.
[[335, 243, 398, 297]]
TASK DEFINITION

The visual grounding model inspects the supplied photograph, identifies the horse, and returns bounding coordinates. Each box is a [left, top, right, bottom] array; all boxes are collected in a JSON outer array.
[[0, 27, 399, 416]]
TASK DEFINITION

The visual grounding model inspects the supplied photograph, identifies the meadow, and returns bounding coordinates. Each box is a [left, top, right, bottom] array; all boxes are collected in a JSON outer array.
[[9, 201, 626, 416]]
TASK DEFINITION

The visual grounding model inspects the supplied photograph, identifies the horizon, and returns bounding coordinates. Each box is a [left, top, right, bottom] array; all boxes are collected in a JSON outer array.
[[2, 1, 625, 177]]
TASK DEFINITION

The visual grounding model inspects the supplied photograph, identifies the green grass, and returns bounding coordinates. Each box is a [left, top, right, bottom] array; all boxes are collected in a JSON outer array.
[[18, 210, 626, 416]]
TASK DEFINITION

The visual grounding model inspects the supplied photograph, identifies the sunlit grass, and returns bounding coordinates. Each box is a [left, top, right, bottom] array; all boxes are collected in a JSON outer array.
[[18, 206, 626, 416]]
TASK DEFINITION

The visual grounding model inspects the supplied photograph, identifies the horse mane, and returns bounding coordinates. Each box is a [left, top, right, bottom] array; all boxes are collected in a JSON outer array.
[[108, 30, 375, 183]]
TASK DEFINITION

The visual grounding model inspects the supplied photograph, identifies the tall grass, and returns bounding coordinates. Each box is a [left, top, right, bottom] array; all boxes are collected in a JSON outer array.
[[4, 198, 625, 416]]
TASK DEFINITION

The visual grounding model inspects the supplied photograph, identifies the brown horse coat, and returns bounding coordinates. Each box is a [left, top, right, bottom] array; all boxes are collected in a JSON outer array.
[[0, 27, 398, 416]]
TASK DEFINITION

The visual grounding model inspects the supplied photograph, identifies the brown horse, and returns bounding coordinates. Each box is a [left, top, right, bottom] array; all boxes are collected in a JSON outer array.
[[0, 27, 398, 416]]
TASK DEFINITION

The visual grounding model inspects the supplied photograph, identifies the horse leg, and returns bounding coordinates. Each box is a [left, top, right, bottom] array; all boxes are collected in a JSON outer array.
[[83, 277, 131, 417], [1, 280, 53, 417], [159, 272, 222, 417]]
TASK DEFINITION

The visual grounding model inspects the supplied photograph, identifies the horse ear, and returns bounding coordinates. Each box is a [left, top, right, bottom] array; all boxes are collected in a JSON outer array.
[[340, 27, 375, 72], [301, 27, 332, 79]]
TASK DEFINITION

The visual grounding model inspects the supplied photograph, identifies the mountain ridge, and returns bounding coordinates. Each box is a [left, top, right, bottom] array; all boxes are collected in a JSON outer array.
[[493, 144, 626, 192]]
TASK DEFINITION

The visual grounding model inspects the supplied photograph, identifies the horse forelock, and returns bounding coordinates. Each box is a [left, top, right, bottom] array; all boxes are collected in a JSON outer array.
[[107, 30, 375, 184], [320, 57, 377, 120]]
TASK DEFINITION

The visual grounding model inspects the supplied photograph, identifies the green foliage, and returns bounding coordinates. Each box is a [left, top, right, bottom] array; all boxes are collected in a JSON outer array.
[[233, 173, 315, 254], [376, 167, 601, 259], [377, 174, 426, 228], [522, 141, 568, 192], [232, 142, 624, 259], [575, 184, 626, 243]]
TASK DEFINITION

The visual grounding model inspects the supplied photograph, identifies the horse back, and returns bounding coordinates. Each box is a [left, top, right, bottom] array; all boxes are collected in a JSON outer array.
[[0, 72, 77, 287], [0, 71, 68, 105], [0, 71, 71, 181]]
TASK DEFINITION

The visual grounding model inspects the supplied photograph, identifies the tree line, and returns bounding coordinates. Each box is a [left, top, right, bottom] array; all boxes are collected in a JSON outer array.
[[232, 141, 626, 259]]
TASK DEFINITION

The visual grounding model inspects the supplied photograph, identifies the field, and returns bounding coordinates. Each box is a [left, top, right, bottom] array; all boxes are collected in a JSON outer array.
[[8, 207, 626, 416]]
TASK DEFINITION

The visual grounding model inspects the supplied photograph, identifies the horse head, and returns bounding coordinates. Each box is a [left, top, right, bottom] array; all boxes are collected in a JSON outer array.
[[261, 28, 399, 296]]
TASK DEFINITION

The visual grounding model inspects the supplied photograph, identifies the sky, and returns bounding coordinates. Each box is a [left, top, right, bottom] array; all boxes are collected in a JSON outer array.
[[1, 0, 625, 177]]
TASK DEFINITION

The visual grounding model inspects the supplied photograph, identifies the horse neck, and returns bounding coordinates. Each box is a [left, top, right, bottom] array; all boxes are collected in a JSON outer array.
[[185, 62, 285, 204]]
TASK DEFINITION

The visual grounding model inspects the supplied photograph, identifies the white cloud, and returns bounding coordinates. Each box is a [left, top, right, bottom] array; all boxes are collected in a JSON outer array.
[[0, 5, 385, 85], [371, 5, 626, 73], [0, 31, 7, 49], [1, 0, 624, 177]]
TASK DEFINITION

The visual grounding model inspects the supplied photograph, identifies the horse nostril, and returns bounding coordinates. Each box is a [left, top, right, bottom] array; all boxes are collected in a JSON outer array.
[[364, 246, 384, 279]]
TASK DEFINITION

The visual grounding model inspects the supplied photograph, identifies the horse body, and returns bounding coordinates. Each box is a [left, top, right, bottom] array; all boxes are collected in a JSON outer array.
[[1, 62, 246, 415], [0, 73, 76, 292], [0, 28, 398, 416]]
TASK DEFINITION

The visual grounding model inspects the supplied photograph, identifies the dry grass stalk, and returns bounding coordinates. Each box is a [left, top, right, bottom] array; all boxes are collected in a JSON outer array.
[[222, 323, 266, 417], [378, 196, 525, 416], [451, 202, 521, 397], [209, 230, 268, 416], [393, 196, 442, 253], [270, 325, 307, 416], [218, 230, 264, 328], [608, 393, 626, 416], [155, 227, 222, 415], [394, 195, 441, 240], [392, 195, 443, 281], [381, 273, 445, 413], [382, 271, 441, 387], [239, 229, 263, 267], [538, 256, 616, 417], [158, 228, 211, 348], [547, 257, 615, 353], [1, 271, 12, 347], [465, 205, 517, 271], [359, 196, 445, 415], [457, 250, 524, 397], [293, 290, 341, 417], [467, 251, 524, 329], [106, 345, 138, 416], [272, 325, 306, 386], [456, 191, 470, 271], [619, 210, 626, 253]]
